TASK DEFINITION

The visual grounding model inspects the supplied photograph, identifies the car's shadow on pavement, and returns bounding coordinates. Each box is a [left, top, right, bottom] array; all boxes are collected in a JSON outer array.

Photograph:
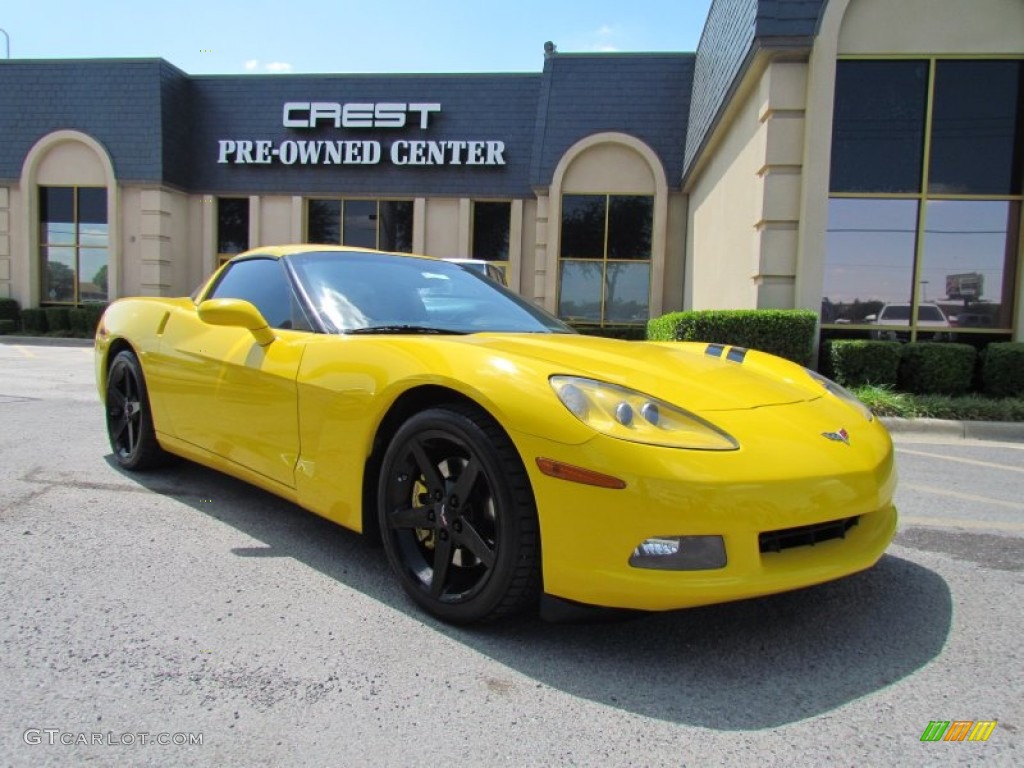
[[108, 455, 952, 731]]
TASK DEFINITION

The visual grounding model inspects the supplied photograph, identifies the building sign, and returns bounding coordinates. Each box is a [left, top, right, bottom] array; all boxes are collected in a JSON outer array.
[[217, 101, 506, 167]]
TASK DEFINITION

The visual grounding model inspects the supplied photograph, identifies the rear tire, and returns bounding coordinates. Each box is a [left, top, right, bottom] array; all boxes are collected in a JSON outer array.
[[105, 350, 169, 471], [377, 404, 540, 624]]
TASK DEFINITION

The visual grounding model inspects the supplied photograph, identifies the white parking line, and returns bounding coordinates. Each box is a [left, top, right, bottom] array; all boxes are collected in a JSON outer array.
[[900, 514, 1024, 532], [902, 482, 1024, 512], [897, 447, 1024, 473]]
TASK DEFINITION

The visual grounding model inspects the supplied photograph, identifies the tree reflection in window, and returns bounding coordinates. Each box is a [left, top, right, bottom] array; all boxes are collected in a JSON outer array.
[[307, 199, 412, 252], [558, 194, 653, 325], [217, 198, 249, 256], [39, 186, 108, 305]]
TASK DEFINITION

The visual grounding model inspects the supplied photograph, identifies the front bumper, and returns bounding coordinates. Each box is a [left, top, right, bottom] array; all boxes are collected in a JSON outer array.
[[514, 398, 898, 612]]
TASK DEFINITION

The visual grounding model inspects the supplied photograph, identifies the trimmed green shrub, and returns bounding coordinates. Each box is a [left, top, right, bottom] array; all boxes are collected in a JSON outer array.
[[43, 307, 72, 332], [898, 342, 976, 396], [647, 309, 818, 364], [81, 303, 107, 333], [981, 342, 1024, 398], [0, 297, 19, 330], [0, 319, 16, 334], [572, 324, 646, 340], [69, 308, 90, 334], [20, 308, 48, 333], [67, 304, 106, 337], [824, 340, 901, 387]]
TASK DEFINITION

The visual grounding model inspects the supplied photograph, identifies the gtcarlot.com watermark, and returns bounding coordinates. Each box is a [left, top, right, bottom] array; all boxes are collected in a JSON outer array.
[[24, 729, 203, 747]]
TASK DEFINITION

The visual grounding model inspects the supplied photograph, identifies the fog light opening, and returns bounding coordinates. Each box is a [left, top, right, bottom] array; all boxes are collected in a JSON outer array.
[[629, 535, 727, 571]]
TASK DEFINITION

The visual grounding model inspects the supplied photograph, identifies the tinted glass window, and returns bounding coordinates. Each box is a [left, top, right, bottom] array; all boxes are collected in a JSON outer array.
[[308, 200, 413, 252], [471, 202, 511, 261], [42, 246, 76, 303], [379, 200, 413, 252], [823, 198, 919, 323], [558, 261, 602, 322], [607, 196, 652, 259], [209, 258, 296, 329], [830, 60, 928, 193], [604, 262, 650, 322], [921, 200, 1018, 329], [308, 200, 341, 244], [77, 187, 107, 224], [343, 200, 378, 249], [40, 187, 74, 244], [39, 187, 108, 304], [560, 195, 606, 259], [929, 60, 1024, 195], [217, 198, 249, 254]]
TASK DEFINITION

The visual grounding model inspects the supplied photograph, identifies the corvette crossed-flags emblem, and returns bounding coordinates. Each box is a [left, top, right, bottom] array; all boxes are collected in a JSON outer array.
[[822, 428, 850, 446]]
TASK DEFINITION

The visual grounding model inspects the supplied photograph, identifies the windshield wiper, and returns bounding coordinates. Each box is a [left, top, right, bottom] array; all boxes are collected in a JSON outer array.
[[346, 325, 467, 335]]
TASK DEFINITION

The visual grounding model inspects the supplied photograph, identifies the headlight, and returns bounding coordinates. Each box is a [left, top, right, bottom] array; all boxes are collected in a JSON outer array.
[[550, 376, 738, 450], [806, 369, 874, 422]]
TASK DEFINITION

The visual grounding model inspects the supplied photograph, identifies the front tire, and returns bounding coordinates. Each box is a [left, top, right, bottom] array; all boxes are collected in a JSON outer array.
[[377, 404, 540, 624], [105, 350, 168, 471]]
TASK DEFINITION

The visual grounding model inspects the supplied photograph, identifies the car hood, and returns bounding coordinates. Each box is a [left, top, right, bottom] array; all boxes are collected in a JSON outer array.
[[460, 333, 821, 414]]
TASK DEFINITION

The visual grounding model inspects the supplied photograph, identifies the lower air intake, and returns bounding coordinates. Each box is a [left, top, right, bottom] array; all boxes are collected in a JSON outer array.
[[759, 516, 859, 554]]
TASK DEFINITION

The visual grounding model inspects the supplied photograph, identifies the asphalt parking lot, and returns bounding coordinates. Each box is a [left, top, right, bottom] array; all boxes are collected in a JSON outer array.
[[1, 340, 1021, 767]]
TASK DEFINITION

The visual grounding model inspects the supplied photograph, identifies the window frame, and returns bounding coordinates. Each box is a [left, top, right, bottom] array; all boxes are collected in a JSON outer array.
[[556, 193, 654, 327], [38, 185, 109, 306], [470, 200, 512, 282], [217, 197, 250, 266], [823, 55, 1024, 342], [305, 198, 414, 253]]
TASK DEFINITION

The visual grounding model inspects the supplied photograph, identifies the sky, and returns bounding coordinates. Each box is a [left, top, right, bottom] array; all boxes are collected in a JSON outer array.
[[0, 0, 714, 75]]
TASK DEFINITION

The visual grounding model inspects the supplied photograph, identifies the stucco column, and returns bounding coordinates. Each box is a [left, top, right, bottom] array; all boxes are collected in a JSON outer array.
[[0, 187, 10, 299], [139, 190, 174, 296]]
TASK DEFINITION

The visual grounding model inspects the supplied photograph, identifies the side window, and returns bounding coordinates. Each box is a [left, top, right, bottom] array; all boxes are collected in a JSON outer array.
[[208, 258, 306, 330]]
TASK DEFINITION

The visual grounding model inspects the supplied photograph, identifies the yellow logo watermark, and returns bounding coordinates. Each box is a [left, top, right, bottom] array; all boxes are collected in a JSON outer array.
[[920, 720, 997, 742]]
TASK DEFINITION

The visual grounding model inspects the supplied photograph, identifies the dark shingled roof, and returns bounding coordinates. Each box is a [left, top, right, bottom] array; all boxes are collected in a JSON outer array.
[[0, 59, 172, 184], [683, 0, 827, 180], [0, 55, 693, 196], [529, 53, 694, 189]]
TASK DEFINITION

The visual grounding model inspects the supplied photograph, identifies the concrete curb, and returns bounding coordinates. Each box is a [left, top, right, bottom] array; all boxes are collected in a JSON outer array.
[[881, 417, 1024, 443], [0, 335, 94, 348]]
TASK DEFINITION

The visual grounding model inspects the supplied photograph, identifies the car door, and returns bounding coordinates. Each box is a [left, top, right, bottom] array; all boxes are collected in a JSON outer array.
[[155, 257, 309, 488]]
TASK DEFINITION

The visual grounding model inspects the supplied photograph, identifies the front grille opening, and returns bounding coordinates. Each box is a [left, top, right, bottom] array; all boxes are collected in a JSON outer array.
[[759, 516, 859, 554]]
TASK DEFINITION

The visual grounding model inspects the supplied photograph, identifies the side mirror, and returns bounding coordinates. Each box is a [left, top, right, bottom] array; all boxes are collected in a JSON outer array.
[[198, 298, 275, 346], [864, 314, 877, 322]]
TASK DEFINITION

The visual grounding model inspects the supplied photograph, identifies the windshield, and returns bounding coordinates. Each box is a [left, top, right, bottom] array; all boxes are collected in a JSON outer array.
[[288, 250, 573, 334]]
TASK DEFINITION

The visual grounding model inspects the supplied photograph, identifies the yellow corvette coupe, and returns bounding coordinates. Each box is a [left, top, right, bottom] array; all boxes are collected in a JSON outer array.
[[96, 245, 897, 624]]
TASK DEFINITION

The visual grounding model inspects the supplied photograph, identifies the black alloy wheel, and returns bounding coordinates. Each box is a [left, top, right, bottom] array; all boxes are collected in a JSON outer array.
[[378, 404, 540, 624], [105, 350, 167, 471]]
